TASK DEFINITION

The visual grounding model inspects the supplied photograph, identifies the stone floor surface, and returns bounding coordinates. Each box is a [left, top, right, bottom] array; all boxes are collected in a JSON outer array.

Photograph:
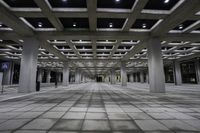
[[0, 83, 200, 133]]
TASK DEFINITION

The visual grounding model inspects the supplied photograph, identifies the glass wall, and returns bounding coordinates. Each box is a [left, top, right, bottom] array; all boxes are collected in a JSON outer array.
[[181, 61, 197, 84]]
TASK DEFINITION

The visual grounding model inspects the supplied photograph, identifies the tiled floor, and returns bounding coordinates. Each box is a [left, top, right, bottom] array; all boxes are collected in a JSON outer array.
[[0, 84, 62, 102], [0, 83, 200, 133]]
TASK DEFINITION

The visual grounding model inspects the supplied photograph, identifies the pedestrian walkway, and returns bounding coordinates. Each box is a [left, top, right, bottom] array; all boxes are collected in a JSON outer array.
[[0, 83, 200, 132]]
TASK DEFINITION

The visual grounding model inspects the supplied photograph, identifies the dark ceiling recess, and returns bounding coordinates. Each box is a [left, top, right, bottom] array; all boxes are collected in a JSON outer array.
[[48, 0, 87, 8], [0, 23, 8, 28], [76, 46, 92, 49], [144, 0, 180, 10], [24, 18, 54, 28], [97, 0, 135, 9], [3, 0, 38, 8], [59, 18, 89, 29], [173, 20, 197, 30], [0, 40, 17, 44], [56, 46, 70, 49], [97, 46, 113, 49], [97, 18, 126, 28], [122, 40, 139, 43], [131, 19, 159, 29], [196, 27, 200, 31], [118, 46, 132, 49]]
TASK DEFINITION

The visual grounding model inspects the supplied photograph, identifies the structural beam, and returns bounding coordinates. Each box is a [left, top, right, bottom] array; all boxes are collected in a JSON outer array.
[[0, 4, 33, 36], [152, 0, 200, 36], [34, 0, 64, 31], [87, 0, 97, 31], [123, 0, 149, 31]]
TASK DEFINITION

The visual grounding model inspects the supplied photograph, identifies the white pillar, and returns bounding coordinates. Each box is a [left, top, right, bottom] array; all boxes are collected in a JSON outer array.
[[58, 72, 62, 82], [135, 73, 138, 82], [10, 62, 14, 85], [19, 38, 39, 93], [121, 61, 127, 86], [63, 63, 69, 86], [129, 73, 133, 82], [83, 75, 86, 83], [110, 69, 116, 84], [105, 75, 109, 83], [195, 60, 200, 84], [146, 73, 149, 83], [147, 38, 165, 93], [46, 70, 51, 83], [140, 71, 144, 83], [174, 61, 182, 85], [37, 68, 43, 82], [75, 68, 80, 83]]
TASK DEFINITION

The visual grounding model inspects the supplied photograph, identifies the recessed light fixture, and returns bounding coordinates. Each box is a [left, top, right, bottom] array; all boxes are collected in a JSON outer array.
[[38, 22, 43, 27], [164, 0, 170, 4], [142, 24, 146, 28], [109, 23, 113, 28], [62, 0, 67, 2], [19, 39, 24, 42], [179, 24, 183, 30], [115, 0, 120, 2], [73, 22, 76, 27]]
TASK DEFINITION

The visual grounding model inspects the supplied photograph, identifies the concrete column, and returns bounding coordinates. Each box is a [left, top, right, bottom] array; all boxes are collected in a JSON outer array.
[[174, 61, 182, 85], [146, 73, 149, 83], [75, 68, 81, 83], [147, 38, 165, 93], [110, 69, 116, 84], [195, 60, 200, 84], [121, 61, 127, 86], [63, 63, 69, 86], [46, 70, 51, 83], [37, 69, 43, 82], [10, 62, 14, 85], [2, 62, 12, 85], [80, 71, 82, 83], [19, 38, 39, 93], [59, 73, 62, 82], [129, 73, 133, 82], [135, 73, 138, 82], [83, 75, 86, 83], [105, 75, 109, 83], [140, 71, 144, 83]]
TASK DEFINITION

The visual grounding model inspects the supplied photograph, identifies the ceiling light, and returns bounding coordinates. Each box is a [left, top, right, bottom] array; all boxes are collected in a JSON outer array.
[[109, 23, 113, 28], [62, 0, 67, 2], [142, 24, 146, 28], [0, 24, 2, 27], [19, 39, 24, 42], [38, 22, 43, 27], [179, 24, 183, 30], [115, 0, 120, 2], [164, 0, 170, 3], [73, 23, 76, 27], [0, 39, 3, 42]]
